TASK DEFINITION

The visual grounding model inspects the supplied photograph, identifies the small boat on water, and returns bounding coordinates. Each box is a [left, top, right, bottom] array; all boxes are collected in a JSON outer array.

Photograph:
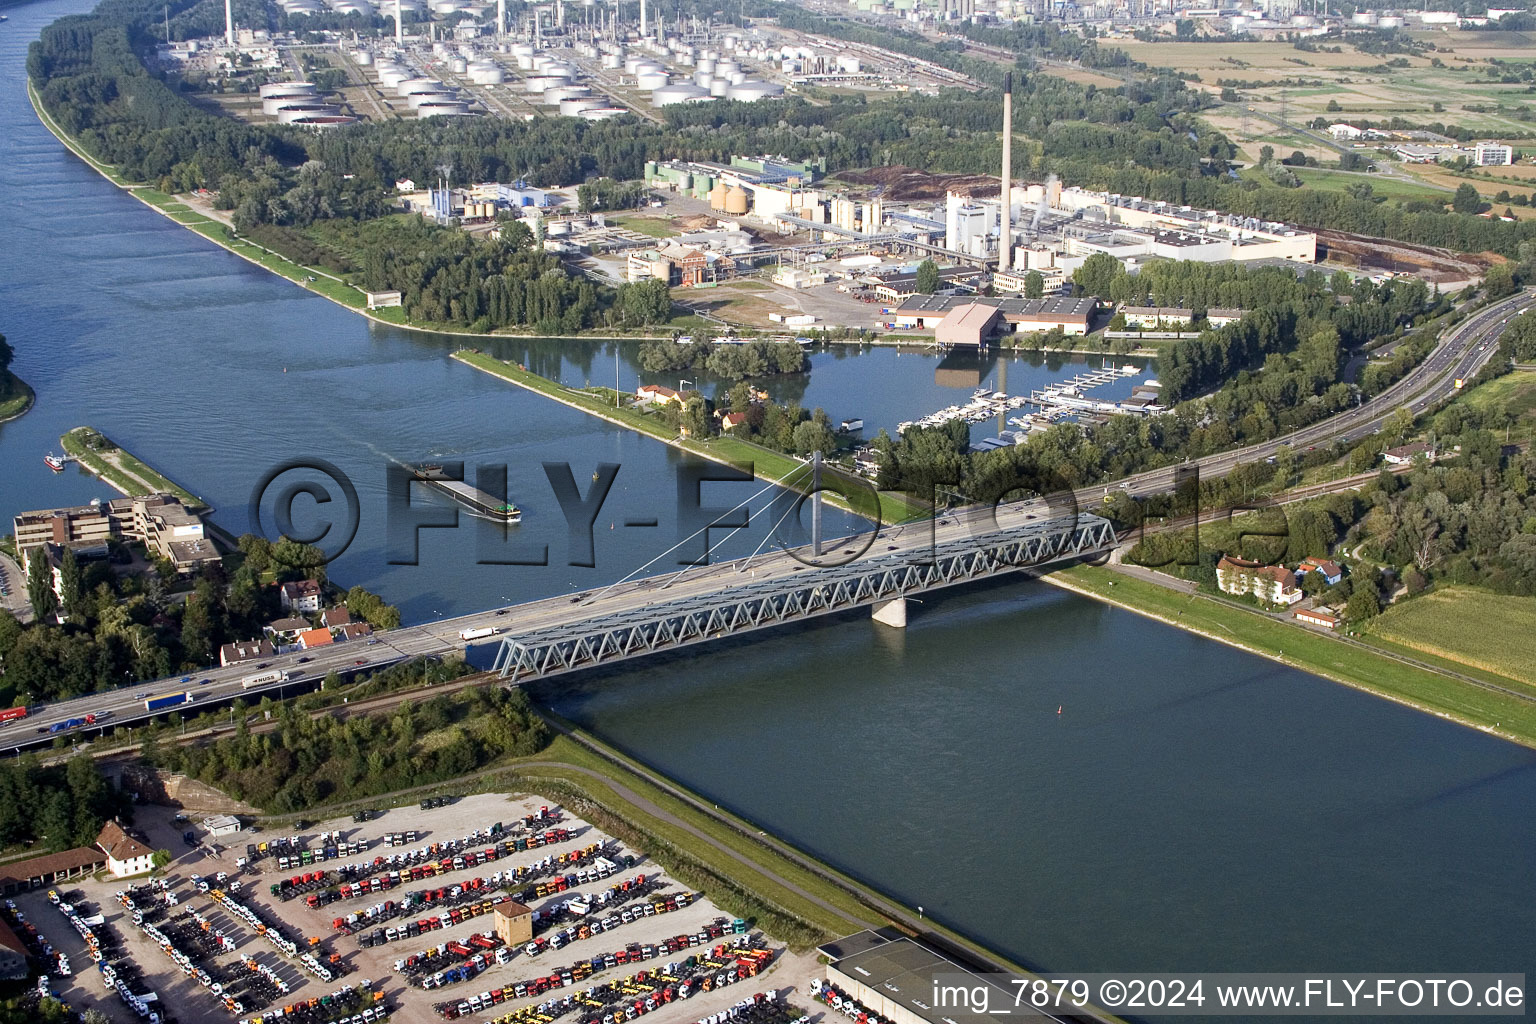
[[44, 454, 65, 471]]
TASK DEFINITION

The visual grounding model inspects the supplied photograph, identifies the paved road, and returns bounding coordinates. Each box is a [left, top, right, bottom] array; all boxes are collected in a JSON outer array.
[[0, 553, 30, 625], [5, 290, 1524, 746]]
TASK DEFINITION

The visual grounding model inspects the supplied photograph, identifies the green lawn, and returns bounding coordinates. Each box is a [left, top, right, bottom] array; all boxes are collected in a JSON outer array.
[[610, 215, 677, 239], [1052, 565, 1536, 747], [453, 350, 927, 525], [1291, 167, 1448, 202], [1368, 587, 1536, 687], [1455, 369, 1536, 434]]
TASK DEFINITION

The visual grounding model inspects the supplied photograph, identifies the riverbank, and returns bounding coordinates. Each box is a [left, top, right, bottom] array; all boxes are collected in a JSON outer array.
[[1043, 563, 1536, 749], [60, 425, 206, 508], [454, 349, 928, 525], [0, 370, 34, 424]]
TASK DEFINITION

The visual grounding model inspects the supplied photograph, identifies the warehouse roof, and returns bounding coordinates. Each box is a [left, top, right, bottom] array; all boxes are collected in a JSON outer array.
[[826, 933, 1058, 1024]]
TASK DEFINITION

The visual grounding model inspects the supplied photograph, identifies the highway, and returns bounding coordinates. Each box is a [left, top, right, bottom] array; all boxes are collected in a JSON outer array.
[[4, 289, 1525, 748]]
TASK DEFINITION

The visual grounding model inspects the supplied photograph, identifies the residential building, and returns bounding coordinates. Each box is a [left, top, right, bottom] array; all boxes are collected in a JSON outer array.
[[1216, 556, 1304, 606], [720, 411, 748, 431], [298, 627, 334, 650], [96, 821, 156, 878], [1206, 308, 1246, 328], [337, 621, 375, 642], [219, 638, 274, 667], [1120, 306, 1195, 330], [1382, 441, 1436, 466], [1474, 142, 1513, 166], [265, 616, 312, 649], [13, 494, 219, 574], [1296, 557, 1343, 586], [635, 384, 682, 408], [1294, 607, 1339, 629], [0, 847, 108, 896], [321, 607, 352, 629], [280, 579, 322, 614]]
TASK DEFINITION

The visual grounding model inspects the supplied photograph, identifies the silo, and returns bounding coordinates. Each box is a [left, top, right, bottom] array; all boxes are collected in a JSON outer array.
[[709, 182, 729, 211], [724, 186, 749, 215]]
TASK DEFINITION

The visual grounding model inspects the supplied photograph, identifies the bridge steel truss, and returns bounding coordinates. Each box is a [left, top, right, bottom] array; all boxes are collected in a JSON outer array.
[[491, 514, 1117, 683]]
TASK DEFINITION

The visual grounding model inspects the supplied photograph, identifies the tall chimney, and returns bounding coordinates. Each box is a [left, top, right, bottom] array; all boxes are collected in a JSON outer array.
[[396, 0, 403, 44], [999, 71, 1013, 273], [640, 0, 648, 37], [225, 0, 235, 48]]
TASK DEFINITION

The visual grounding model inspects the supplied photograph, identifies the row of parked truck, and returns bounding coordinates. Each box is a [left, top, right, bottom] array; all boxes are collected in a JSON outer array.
[[236, 979, 390, 1024], [454, 939, 776, 1024]]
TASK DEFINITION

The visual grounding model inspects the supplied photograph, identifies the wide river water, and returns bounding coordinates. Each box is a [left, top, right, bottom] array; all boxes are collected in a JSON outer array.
[[1, 0, 1532, 1007]]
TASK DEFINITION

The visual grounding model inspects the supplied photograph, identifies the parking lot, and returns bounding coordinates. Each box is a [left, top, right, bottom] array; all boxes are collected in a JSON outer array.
[[9, 794, 824, 1024]]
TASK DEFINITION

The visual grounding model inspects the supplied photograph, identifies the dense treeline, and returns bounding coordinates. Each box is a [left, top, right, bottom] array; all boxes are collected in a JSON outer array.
[[156, 684, 549, 812], [637, 338, 808, 378], [0, 754, 127, 852]]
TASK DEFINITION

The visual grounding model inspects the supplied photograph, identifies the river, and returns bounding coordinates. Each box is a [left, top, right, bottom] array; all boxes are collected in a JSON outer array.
[[1, 0, 1533, 1007]]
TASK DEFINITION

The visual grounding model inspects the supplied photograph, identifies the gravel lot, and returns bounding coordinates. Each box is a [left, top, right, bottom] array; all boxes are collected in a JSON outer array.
[[11, 794, 827, 1024]]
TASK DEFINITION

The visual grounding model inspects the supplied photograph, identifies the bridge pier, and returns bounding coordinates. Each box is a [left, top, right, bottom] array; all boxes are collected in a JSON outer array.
[[871, 598, 907, 629]]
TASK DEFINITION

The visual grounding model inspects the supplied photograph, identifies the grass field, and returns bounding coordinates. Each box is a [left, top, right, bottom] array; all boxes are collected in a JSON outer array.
[[1368, 587, 1536, 687], [0, 371, 34, 423], [61, 426, 205, 507], [1290, 166, 1449, 202], [609, 215, 678, 239], [1052, 565, 1536, 747], [1454, 369, 1536, 435]]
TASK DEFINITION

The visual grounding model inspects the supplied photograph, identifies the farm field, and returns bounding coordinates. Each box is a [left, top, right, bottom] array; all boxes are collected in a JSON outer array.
[[1368, 587, 1536, 687], [1290, 166, 1450, 201]]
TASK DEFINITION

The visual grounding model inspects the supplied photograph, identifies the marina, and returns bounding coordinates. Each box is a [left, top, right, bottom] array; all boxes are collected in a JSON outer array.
[[898, 364, 1156, 443]]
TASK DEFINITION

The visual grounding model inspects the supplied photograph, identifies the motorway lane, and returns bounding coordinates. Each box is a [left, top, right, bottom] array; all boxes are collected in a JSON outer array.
[[6, 291, 1527, 744]]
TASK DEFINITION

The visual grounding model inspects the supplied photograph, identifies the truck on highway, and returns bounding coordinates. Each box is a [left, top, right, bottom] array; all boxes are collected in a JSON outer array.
[[0, 707, 28, 725], [143, 692, 195, 712], [47, 714, 97, 734], [241, 669, 290, 690], [459, 627, 501, 642]]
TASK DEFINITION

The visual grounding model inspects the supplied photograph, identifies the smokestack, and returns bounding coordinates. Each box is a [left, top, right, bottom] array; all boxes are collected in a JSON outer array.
[[225, 0, 235, 48], [497, 0, 504, 36], [999, 72, 1013, 273], [640, 0, 647, 37], [396, 0, 403, 43]]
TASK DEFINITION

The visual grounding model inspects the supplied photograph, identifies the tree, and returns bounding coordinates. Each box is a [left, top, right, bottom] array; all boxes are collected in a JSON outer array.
[[1453, 182, 1483, 215], [0, 332, 11, 377], [0, 610, 21, 662], [915, 259, 940, 295], [1024, 270, 1044, 299], [1072, 252, 1121, 298], [26, 551, 56, 622], [680, 395, 711, 438], [1346, 584, 1381, 623], [58, 547, 83, 621], [151, 848, 172, 869]]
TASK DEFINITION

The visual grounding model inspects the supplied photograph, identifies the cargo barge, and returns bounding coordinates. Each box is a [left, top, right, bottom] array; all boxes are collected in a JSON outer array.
[[413, 464, 521, 523]]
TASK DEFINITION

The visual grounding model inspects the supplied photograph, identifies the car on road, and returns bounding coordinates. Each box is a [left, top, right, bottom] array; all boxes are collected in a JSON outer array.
[[256, 662, 270, 669], [353, 659, 366, 665], [197, 678, 212, 685], [134, 691, 149, 698], [180, 675, 192, 683], [297, 656, 311, 663]]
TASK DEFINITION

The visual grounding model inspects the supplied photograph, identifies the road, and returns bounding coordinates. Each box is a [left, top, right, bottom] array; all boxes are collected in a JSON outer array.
[[5, 289, 1524, 747]]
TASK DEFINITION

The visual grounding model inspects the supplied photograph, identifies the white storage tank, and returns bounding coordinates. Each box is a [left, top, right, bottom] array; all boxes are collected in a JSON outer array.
[[601, 54, 622, 69], [400, 78, 447, 96], [470, 65, 504, 84], [696, 57, 715, 75], [511, 42, 535, 57], [708, 77, 729, 96], [431, 0, 463, 13], [524, 76, 565, 92], [417, 101, 470, 116], [408, 90, 458, 108], [543, 85, 589, 103], [378, 69, 409, 89], [652, 82, 708, 105], [635, 70, 669, 90], [516, 54, 536, 70], [278, 104, 340, 122], [352, 49, 373, 65], [1378, 14, 1403, 27], [541, 63, 576, 79], [261, 81, 316, 98], [579, 107, 627, 120], [263, 95, 322, 115], [450, 57, 468, 73], [559, 97, 602, 116], [726, 80, 781, 102]]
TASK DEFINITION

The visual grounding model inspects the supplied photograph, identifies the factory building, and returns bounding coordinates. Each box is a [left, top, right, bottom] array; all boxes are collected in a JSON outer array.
[[887, 295, 1095, 336]]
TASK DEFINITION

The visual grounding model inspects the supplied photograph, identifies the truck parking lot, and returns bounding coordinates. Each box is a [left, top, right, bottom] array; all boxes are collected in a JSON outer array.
[[9, 794, 823, 1024]]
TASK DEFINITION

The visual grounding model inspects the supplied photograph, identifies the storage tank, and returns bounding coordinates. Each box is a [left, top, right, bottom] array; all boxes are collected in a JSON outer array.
[[1350, 9, 1377, 23], [577, 107, 627, 120], [726, 80, 781, 102], [511, 42, 534, 57], [431, 0, 463, 13], [378, 69, 410, 89], [352, 49, 373, 65], [696, 57, 715, 74], [540, 63, 576, 79], [290, 114, 359, 128], [1378, 14, 1404, 27], [652, 82, 709, 105], [408, 91, 459, 108], [559, 97, 603, 116], [708, 182, 729, 210], [278, 104, 340, 122], [450, 57, 468, 73], [398, 77, 443, 96], [726, 71, 746, 85], [417, 101, 470, 116], [708, 77, 729, 96], [623, 55, 645, 73], [261, 81, 316, 98], [543, 85, 589, 103], [546, 220, 571, 236], [470, 65, 505, 84], [635, 71, 669, 90], [263, 95, 323, 115], [525, 76, 567, 93], [602, 53, 622, 69], [724, 186, 749, 215], [334, 1, 373, 13]]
